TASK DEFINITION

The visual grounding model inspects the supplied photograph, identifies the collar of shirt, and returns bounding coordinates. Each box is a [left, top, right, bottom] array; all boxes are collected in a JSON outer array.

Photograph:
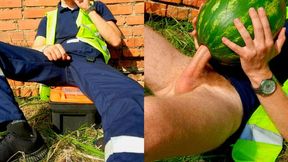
[[58, 2, 80, 13]]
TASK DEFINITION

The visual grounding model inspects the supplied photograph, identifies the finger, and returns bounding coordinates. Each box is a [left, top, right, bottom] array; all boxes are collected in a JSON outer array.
[[55, 44, 67, 60], [222, 37, 244, 56], [52, 48, 62, 60], [56, 44, 66, 55], [63, 53, 71, 61], [249, 8, 264, 43], [183, 45, 211, 78], [275, 27, 286, 53], [193, 35, 199, 50], [258, 7, 273, 42], [50, 52, 58, 61], [43, 51, 53, 61], [234, 18, 254, 49], [192, 17, 197, 30]]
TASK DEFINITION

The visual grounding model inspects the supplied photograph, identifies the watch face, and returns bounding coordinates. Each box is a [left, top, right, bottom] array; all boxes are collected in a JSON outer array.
[[261, 79, 276, 95]]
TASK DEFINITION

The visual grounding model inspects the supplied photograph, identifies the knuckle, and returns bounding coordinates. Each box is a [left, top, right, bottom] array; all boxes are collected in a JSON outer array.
[[266, 40, 274, 47]]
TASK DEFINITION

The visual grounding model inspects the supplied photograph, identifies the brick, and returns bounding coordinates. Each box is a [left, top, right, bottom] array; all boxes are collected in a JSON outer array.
[[123, 37, 144, 48], [18, 19, 41, 30], [0, 21, 17, 31], [24, 0, 58, 7], [183, 0, 197, 7], [9, 31, 25, 41], [115, 16, 126, 26], [120, 27, 133, 36], [167, 5, 190, 20], [145, 1, 167, 16], [134, 3, 144, 14], [23, 8, 55, 18], [158, 0, 181, 4], [108, 4, 133, 15], [0, 9, 22, 20], [126, 15, 144, 25], [119, 60, 144, 70], [102, 0, 132, 3], [0, 0, 21, 8], [24, 31, 37, 41], [132, 25, 144, 36], [189, 8, 199, 21], [123, 48, 141, 57]]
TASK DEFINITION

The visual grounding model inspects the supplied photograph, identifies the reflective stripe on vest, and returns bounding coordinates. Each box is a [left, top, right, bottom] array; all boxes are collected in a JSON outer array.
[[232, 79, 288, 162], [46, 8, 111, 64]]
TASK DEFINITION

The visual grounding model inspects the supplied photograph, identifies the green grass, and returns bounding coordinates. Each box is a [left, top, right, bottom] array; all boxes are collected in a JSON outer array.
[[14, 97, 105, 162], [145, 15, 196, 57]]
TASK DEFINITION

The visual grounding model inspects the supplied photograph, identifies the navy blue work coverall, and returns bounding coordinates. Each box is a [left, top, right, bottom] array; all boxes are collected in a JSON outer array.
[[0, 2, 144, 161]]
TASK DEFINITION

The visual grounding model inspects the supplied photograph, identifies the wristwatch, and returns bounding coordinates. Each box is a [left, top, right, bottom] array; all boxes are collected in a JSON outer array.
[[253, 75, 278, 96], [85, 5, 96, 14]]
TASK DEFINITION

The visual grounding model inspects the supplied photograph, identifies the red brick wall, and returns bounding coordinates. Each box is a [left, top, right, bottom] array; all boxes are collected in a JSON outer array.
[[0, 0, 144, 97], [145, 0, 205, 21]]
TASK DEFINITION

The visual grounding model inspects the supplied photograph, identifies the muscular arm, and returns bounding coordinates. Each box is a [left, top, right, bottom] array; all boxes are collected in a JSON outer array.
[[32, 36, 70, 61], [74, 0, 121, 47], [88, 11, 121, 47]]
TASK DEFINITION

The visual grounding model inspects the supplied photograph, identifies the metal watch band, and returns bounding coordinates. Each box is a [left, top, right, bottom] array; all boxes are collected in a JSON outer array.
[[253, 75, 278, 96]]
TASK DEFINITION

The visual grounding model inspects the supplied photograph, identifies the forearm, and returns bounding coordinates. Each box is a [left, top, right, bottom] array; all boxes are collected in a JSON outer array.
[[256, 83, 288, 139], [88, 11, 121, 47]]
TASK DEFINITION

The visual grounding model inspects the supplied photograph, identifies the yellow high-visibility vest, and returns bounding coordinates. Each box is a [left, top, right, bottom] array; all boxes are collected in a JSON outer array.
[[232, 79, 288, 162], [46, 7, 111, 63]]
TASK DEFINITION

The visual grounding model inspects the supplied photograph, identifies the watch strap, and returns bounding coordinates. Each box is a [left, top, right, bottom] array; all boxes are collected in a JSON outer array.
[[85, 5, 96, 14]]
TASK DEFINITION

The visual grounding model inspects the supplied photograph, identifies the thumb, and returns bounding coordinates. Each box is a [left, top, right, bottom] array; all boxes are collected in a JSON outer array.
[[182, 45, 211, 78], [275, 27, 286, 53]]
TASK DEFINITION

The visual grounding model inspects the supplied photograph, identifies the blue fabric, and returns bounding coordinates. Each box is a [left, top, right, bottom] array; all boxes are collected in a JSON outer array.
[[0, 41, 144, 161], [107, 153, 144, 162]]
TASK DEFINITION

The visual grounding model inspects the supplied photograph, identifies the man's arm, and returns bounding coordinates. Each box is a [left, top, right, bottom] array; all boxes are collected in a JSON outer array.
[[32, 36, 70, 61], [223, 8, 288, 139], [75, 0, 121, 47]]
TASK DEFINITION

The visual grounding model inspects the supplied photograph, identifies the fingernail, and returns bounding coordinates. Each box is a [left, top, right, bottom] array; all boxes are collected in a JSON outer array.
[[234, 18, 240, 24], [258, 7, 264, 12], [222, 37, 227, 42], [249, 7, 255, 12]]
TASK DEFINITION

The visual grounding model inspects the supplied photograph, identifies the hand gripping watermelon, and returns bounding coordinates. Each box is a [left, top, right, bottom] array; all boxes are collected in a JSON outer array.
[[196, 0, 286, 65]]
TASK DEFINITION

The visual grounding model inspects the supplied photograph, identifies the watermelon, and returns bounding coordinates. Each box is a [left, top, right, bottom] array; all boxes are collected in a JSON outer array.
[[196, 0, 287, 65]]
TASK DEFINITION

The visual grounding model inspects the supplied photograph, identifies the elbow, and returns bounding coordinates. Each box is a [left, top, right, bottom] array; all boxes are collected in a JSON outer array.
[[110, 37, 122, 47]]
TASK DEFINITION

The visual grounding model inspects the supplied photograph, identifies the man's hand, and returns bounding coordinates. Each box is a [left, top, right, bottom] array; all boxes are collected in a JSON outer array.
[[74, 0, 90, 11], [174, 45, 212, 94], [43, 44, 71, 61], [222, 7, 286, 88]]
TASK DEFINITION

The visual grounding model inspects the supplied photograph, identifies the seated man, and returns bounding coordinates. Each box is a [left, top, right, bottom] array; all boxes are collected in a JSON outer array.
[[0, 0, 144, 161], [144, 7, 288, 161]]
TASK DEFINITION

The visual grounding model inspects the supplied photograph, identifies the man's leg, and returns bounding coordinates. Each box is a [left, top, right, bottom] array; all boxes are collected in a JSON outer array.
[[144, 27, 243, 161], [0, 42, 68, 161], [144, 26, 193, 92], [68, 57, 144, 162], [145, 80, 243, 161], [0, 42, 68, 122]]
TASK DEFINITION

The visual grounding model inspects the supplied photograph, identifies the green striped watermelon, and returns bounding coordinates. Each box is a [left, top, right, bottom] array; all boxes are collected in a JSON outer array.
[[196, 0, 286, 65]]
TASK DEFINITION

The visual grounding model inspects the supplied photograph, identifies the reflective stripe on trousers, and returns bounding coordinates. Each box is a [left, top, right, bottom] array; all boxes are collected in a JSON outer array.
[[0, 67, 4, 76], [105, 136, 144, 161]]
